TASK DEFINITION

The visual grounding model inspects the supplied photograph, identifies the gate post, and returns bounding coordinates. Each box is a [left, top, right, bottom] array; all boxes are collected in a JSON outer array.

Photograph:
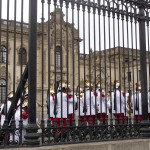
[[24, 0, 40, 146], [138, 0, 150, 137]]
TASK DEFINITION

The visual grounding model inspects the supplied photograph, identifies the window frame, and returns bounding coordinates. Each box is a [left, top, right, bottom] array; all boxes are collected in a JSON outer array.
[[0, 79, 6, 103], [127, 72, 131, 82], [55, 46, 61, 68], [139, 70, 141, 81], [18, 48, 27, 65], [0, 46, 7, 63]]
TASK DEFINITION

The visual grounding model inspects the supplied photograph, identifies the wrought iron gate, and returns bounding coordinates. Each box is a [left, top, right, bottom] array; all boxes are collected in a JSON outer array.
[[0, 0, 150, 147]]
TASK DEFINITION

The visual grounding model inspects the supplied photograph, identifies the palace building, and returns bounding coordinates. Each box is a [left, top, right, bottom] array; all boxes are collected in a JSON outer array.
[[0, 8, 149, 119]]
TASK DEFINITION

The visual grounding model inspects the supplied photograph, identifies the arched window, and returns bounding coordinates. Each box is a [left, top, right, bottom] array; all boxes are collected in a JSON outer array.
[[0, 79, 6, 103], [19, 48, 27, 65], [55, 46, 61, 68], [0, 46, 7, 63]]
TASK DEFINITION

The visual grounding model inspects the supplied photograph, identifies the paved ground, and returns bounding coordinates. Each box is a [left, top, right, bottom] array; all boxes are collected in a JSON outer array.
[[1, 139, 150, 150]]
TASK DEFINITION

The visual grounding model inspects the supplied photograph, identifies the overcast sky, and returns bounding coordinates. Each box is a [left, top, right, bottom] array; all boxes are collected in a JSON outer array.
[[2, 0, 150, 54]]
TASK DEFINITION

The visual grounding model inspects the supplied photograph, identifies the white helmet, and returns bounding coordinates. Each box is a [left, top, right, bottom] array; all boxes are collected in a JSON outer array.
[[22, 98, 28, 108], [8, 91, 13, 99]]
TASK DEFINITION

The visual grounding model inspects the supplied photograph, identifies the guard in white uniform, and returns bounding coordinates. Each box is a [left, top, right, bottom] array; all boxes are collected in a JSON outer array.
[[97, 88, 110, 124], [68, 85, 77, 126], [76, 87, 85, 123], [55, 80, 74, 128], [111, 81, 125, 124], [47, 87, 55, 124], [124, 90, 133, 123], [0, 91, 13, 127], [82, 80, 99, 125], [95, 81, 110, 124], [133, 83, 142, 123], [10, 97, 28, 143]]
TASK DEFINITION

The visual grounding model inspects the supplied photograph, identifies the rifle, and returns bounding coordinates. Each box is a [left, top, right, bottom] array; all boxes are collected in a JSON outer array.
[[53, 80, 60, 116], [7, 63, 28, 125]]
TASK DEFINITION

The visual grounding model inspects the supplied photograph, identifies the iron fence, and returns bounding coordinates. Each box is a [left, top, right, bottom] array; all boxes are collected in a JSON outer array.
[[0, 0, 150, 147]]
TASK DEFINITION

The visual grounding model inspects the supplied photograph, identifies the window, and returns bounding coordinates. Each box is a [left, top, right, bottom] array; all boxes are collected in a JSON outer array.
[[125, 58, 128, 62], [19, 48, 27, 65], [0, 46, 7, 63], [128, 72, 131, 82], [55, 46, 61, 68], [16, 22, 21, 26], [139, 70, 141, 81], [56, 52, 60, 67], [3, 20, 7, 25], [23, 24, 29, 28], [0, 79, 6, 103], [80, 54, 85, 58]]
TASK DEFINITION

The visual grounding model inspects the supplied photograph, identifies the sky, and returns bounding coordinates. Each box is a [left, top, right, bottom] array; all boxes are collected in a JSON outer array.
[[2, 0, 150, 54]]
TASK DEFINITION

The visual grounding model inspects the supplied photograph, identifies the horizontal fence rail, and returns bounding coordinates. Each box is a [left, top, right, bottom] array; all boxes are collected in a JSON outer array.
[[0, 0, 150, 147]]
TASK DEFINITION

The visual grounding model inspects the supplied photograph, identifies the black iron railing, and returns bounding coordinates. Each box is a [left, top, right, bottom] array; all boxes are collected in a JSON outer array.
[[0, 0, 150, 147]]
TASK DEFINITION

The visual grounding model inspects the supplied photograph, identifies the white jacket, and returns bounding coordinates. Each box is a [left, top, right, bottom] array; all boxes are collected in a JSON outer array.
[[0, 101, 12, 127], [56, 92, 73, 118], [111, 90, 125, 114], [82, 90, 99, 115], [68, 94, 77, 114], [47, 95, 55, 118], [97, 92, 110, 114], [133, 92, 142, 115], [9, 107, 28, 143], [77, 94, 85, 116]]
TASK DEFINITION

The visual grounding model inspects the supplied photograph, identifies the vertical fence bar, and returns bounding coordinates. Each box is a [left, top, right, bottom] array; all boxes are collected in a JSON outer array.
[[87, 0, 92, 124], [121, 1, 126, 122], [93, 1, 96, 126], [112, 2, 117, 123], [135, 10, 138, 123], [98, 1, 102, 125], [147, 12, 150, 92], [3, 0, 10, 131], [108, 1, 112, 122], [24, 0, 40, 146], [54, 0, 57, 121], [82, 1, 86, 124], [65, 0, 69, 133], [146, 10, 150, 123], [130, 6, 134, 123], [71, 0, 75, 124], [0, 0, 1, 125], [134, 8, 138, 124], [138, 0, 150, 138], [11, 0, 17, 142], [138, 2, 148, 121], [19, 0, 24, 144], [103, 0, 107, 124], [117, 1, 122, 124], [47, 0, 51, 127], [126, 10, 131, 120], [0, 0, 1, 84], [77, 1, 81, 124], [41, 0, 45, 144], [92, 1, 95, 126], [59, 0, 63, 131]]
